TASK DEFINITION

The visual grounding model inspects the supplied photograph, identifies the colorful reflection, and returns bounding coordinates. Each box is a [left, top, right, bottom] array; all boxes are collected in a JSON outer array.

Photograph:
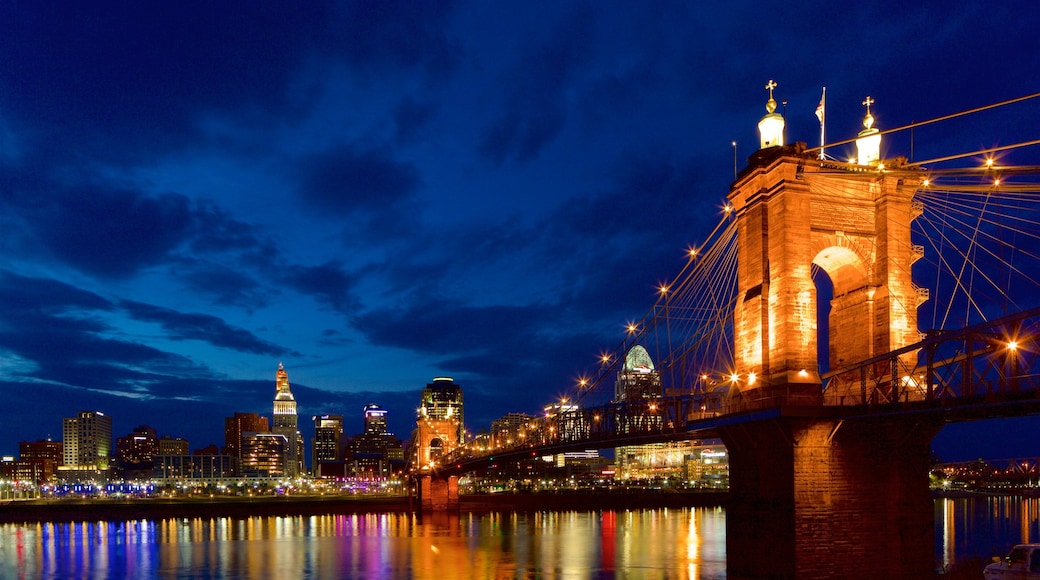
[[0, 508, 726, 578]]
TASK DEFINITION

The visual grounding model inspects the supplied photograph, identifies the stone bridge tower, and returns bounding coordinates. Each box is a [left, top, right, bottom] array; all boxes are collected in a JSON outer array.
[[720, 85, 939, 579], [728, 89, 925, 407]]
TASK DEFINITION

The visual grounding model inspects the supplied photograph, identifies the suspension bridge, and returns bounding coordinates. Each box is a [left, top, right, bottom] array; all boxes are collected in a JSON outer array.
[[411, 89, 1040, 578]]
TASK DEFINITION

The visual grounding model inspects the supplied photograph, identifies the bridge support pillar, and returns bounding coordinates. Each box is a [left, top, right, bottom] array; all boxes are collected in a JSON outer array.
[[720, 415, 942, 579], [415, 475, 459, 511]]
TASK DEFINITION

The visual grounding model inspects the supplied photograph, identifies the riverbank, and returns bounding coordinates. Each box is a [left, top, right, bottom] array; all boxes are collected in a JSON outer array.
[[0, 490, 727, 523]]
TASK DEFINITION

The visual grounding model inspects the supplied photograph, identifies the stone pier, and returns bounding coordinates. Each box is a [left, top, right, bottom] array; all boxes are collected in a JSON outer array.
[[415, 474, 459, 511], [720, 414, 942, 578]]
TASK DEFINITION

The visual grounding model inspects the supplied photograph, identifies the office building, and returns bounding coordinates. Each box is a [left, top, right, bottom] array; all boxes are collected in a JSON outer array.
[[62, 411, 112, 470], [272, 362, 303, 477]]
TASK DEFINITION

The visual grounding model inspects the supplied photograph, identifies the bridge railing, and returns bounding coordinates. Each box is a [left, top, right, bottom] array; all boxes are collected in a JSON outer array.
[[822, 306, 1040, 409]]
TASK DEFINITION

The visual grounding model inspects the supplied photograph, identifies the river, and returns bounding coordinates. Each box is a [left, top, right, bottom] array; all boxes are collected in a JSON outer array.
[[0, 496, 1033, 578]]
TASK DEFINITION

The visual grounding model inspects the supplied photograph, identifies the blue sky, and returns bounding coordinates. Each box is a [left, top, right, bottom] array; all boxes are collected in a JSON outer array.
[[1, 1, 1038, 462]]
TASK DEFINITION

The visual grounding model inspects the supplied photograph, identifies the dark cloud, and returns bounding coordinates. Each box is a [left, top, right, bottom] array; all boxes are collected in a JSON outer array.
[[334, 0, 461, 78], [30, 185, 194, 279], [281, 261, 359, 314], [120, 300, 293, 357], [394, 97, 439, 145], [479, 5, 595, 163], [0, 3, 331, 160], [0, 271, 112, 314], [298, 146, 421, 216]]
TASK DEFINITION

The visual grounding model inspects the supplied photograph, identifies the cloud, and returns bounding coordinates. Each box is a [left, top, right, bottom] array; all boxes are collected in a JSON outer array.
[[479, 5, 595, 164], [281, 261, 359, 315], [393, 97, 439, 145], [298, 145, 421, 216], [120, 300, 294, 357]]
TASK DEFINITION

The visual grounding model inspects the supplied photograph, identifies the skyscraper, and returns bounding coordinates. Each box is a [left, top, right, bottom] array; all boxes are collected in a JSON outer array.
[[272, 362, 303, 477], [363, 403, 388, 435], [224, 412, 269, 462], [62, 411, 112, 470], [418, 377, 464, 443], [312, 414, 344, 469]]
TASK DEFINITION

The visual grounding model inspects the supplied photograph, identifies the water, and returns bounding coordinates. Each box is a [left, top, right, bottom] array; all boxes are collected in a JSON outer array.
[[0, 497, 1033, 578], [0, 508, 727, 578]]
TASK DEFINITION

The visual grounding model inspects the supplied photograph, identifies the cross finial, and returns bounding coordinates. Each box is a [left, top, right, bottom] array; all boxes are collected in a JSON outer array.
[[862, 96, 875, 114], [764, 80, 778, 114]]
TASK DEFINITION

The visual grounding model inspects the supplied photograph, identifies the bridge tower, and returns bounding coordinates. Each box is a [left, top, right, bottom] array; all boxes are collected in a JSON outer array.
[[720, 86, 938, 578], [411, 379, 463, 510], [728, 91, 925, 407]]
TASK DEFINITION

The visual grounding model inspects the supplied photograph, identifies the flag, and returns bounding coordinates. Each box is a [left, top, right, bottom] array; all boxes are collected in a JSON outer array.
[[815, 91, 825, 124]]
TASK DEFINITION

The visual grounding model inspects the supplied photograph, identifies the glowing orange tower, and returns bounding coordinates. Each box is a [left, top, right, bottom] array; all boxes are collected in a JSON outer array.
[[728, 86, 925, 407]]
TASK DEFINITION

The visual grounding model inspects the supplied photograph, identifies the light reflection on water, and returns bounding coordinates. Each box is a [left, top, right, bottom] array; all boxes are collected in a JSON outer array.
[[0, 507, 727, 579], [936, 495, 1040, 570]]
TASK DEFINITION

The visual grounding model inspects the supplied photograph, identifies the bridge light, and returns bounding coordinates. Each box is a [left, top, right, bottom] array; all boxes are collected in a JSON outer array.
[[994, 178, 1001, 186], [747, 372, 757, 385], [985, 157, 995, 168], [1008, 341, 1019, 351], [730, 373, 739, 383], [688, 247, 698, 258], [626, 322, 638, 334], [922, 178, 931, 187], [601, 354, 611, 364], [658, 284, 669, 295]]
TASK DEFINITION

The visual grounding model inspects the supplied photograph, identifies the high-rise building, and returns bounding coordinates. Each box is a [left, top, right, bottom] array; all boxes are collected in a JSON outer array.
[[272, 362, 303, 477], [312, 414, 344, 468], [418, 377, 464, 443], [363, 403, 388, 435], [349, 403, 403, 477], [240, 432, 287, 477], [62, 411, 112, 470], [224, 412, 269, 462], [115, 425, 158, 477]]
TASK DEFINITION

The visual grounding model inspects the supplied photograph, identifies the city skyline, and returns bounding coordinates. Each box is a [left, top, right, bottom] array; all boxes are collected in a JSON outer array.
[[1, 2, 1039, 462]]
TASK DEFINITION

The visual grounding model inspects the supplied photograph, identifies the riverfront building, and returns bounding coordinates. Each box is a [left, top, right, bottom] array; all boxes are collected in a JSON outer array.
[[61, 411, 112, 471]]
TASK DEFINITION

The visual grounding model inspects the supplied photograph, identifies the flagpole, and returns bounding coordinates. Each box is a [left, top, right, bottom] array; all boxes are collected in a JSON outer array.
[[819, 86, 826, 160]]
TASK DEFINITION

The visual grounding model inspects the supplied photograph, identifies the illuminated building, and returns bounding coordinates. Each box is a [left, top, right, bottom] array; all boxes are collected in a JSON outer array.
[[364, 403, 388, 435], [351, 404, 403, 478], [224, 412, 269, 464], [418, 377, 465, 444], [490, 412, 535, 448], [613, 347, 693, 479], [153, 454, 238, 485], [20, 439, 62, 464], [17, 439, 62, 484], [62, 411, 112, 471], [312, 414, 344, 474], [240, 432, 287, 477], [272, 362, 303, 477], [115, 425, 159, 479], [158, 435, 190, 456]]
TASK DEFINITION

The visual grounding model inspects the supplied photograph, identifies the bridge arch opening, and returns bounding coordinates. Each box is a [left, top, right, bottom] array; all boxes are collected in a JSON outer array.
[[811, 243, 871, 376], [429, 438, 444, 462]]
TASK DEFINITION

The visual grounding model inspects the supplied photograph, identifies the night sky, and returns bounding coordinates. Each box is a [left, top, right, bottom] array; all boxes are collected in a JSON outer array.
[[1, 2, 1038, 463]]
